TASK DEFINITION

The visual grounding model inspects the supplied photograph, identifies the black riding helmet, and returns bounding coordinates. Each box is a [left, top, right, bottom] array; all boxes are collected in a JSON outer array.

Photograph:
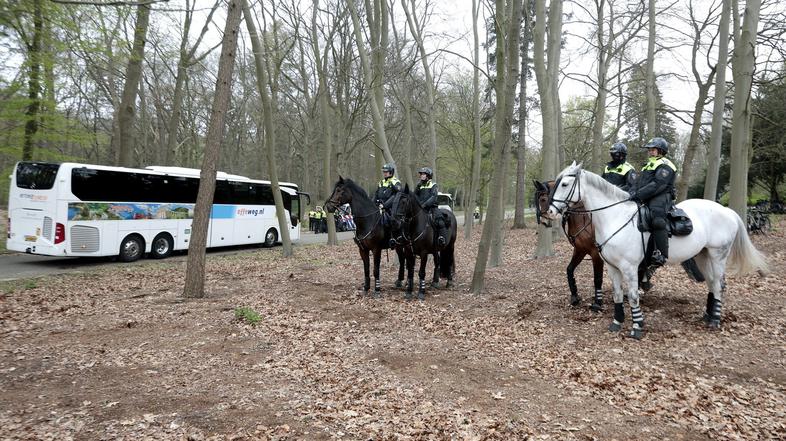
[[418, 166, 433, 179], [643, 137, 669, 155], [609, 142, 627, 162], [382, 163, 395, 174]]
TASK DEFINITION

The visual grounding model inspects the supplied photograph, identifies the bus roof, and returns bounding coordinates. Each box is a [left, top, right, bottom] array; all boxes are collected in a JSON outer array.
[[51, 162, 298, 188]]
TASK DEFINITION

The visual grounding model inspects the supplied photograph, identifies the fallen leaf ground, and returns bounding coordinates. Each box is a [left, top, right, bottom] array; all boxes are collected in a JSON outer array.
[[1, 218, 784, 440]]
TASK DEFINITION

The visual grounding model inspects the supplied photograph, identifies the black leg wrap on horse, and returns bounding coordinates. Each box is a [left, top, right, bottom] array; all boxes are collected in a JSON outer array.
[[609, 303, 624, 332], [590, 289, 603, 312], [631, 305, 644, 329]]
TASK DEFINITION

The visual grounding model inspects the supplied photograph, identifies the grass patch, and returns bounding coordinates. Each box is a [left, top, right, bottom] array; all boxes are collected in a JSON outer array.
[[234, 306, 262, 326]]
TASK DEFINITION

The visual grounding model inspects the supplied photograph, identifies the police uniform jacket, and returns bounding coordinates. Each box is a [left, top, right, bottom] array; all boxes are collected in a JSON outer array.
[[634, 156, 676, 215], [601, 161, 637, 192], [415, 180, 439, 209], [374, 177, 402, 208]]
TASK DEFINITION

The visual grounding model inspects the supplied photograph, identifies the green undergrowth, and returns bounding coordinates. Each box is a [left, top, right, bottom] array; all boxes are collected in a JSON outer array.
[[234, 306, 261, 326]]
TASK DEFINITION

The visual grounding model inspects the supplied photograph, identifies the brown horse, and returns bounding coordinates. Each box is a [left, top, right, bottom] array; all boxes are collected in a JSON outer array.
[[534, 180, 605, 310]]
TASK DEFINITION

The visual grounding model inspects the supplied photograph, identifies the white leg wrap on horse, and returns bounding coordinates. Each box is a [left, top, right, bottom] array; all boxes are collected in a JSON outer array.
[[631, 306, 644, 327]]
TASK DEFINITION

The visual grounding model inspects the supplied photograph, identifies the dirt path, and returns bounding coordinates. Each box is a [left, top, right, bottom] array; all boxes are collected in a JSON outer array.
[[1, 221, 784, 440]]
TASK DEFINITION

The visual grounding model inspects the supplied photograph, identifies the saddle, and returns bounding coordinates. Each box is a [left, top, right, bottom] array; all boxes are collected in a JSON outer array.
[[637, 205, 693, 236]]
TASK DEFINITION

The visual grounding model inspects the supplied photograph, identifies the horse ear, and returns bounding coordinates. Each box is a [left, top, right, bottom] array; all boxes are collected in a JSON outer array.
[[338, 175, 344, 182], [570, 160, 577, 168], [576, 162, 584, 170], [403, 183, 410, 193], [533, 179, 544, 191]]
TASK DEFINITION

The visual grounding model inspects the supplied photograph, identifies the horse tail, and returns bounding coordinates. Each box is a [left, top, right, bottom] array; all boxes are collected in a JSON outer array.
[[439, 239, 455, 280], [727, 213, 769, 276]]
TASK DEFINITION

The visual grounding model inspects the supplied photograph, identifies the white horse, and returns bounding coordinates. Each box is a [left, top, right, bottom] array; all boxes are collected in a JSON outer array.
[[546, 162, 768, 339]]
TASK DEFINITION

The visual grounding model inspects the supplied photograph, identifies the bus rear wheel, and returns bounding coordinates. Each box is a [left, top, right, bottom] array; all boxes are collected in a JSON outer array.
[[264, 228, 278, 247], [119, 235, 144, 262], [151, 233, 173, 259]]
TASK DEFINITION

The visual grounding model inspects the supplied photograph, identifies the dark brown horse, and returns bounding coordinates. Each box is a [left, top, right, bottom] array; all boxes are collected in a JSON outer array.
[[324, 177, 405, 297], [390, 185, 457, 301], [534, 180, 604, 310]]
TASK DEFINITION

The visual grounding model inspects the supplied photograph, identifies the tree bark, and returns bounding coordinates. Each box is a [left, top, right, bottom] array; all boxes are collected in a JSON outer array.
[[312, 0, 338, 245], [242, 0, 294, 256], [183, 0, 242, 298], [471, 0, 522, 291], [22, 0, 43, 161], [704, 0, 731, 201], [728, 0, 761, 219], [465, 0, 483, 240], [513, 2, 532, 230], [346, 0, 395, 166], [115, 4, 150, 167], [645, 0, 656, 140]]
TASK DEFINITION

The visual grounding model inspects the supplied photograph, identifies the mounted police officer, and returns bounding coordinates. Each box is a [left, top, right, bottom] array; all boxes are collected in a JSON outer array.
[[601, 142, 637, 191], [415, 166, 447, 247], [629, 137, 677, 268], [374, 163, 402, 218]]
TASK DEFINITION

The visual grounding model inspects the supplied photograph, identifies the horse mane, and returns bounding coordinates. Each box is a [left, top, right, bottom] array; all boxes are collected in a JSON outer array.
[[558, 163, 630, 202], [339, 178, 370, 199]]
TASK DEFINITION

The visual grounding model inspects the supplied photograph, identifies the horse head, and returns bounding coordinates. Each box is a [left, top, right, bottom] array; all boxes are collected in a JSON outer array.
[[390, 185, 417, 243], [547, 161, 583, 219], [533, 179, 555, 227], [324, 176, 351, 213]]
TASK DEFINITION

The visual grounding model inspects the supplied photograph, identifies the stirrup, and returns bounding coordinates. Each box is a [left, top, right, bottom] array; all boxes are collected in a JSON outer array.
[[650, 250, 666, 268], [437, 236, 446, 246]]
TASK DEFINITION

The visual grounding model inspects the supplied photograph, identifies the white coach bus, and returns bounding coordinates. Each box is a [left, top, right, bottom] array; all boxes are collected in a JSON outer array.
[[7, 161, 307, 262]]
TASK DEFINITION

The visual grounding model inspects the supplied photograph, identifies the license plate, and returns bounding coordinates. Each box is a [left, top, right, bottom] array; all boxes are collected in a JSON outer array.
[[24, 235, 37, 242]]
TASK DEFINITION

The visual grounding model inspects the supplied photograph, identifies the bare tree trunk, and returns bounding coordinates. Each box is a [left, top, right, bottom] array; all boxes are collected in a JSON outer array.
[[346, 0, 395, 166], [242, 0, 293, 256], [22, 0, 43, 161], [513, 1, 532, 230], [533, 0, 561, 258], [704, 0, 731, 201], [490, 0, 524, 267], [645, 0, 656, 139], [728, 0, 761, 219], [183, 0, 242, 298], [465, 0, 483, 240], [312, 0, 337, 245], [590, 0, 611, 173], [471, 0, 522, 291], [402, 0, 438, 179], [115, 4, 150, 167]]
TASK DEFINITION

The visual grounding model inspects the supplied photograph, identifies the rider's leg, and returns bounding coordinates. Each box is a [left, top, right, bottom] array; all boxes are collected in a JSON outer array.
[[650, 216, 668, 267]]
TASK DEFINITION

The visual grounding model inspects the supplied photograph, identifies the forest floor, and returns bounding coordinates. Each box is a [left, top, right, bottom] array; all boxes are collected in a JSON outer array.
[[1, 218, 784, 440]]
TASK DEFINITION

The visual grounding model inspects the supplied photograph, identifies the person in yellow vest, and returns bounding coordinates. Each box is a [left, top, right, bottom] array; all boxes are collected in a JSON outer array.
[[316, 206, 327, 233], [601, 142, 637, 191], [374, 163, 402, 210], [629, 137, 677, 268], [415, 166, 447, 247], [308, 208, 317, 233]]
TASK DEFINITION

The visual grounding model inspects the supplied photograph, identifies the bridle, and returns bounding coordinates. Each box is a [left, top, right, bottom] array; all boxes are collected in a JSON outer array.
[[389, 192, 426, 248], [324, 185, 382, 242]]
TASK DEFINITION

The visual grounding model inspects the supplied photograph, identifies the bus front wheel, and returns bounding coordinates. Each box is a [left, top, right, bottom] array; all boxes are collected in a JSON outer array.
[[151, 233, 173, 259], [264, 228, 278, 247], [119, 235, 144, 262]]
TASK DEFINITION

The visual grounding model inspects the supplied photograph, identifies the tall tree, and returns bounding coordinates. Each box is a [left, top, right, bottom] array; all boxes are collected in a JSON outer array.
[[183, 0, 243, 298], [465, 0, 483, 240], [728, 0, 761, 219], [645, 0, 656, 140], [704, 0, 731, 201], [346, 0, 395, 167], [533, 0, 562, 258], [675, 0, 718, 202], [513, 0, 533, 230], [471, 0, 522, 292], [243, 0, 294, 256], [21, 0, 44, 161], [114, 4, 150, 167], [401, 0, 438, 179]]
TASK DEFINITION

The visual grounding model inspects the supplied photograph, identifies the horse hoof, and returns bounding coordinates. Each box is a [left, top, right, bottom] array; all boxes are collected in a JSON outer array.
[[395, 280, 403, 288], [590, 303, 603, 312], [418, 291, 425, 301], [445, 280, 453, 289], [608, 322, 621, 333], [570, 296, 581, 307], [707, 319, 721, 329], [404, 291, 413, 300], [373, 290, 382, 299], [628, 328, 644, 340], [431, 281, 440, 289], [640, 280, 652, 292]]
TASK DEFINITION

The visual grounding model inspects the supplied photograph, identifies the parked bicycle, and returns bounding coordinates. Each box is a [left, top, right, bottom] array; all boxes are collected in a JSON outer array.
[[747, 207, 772, 234]]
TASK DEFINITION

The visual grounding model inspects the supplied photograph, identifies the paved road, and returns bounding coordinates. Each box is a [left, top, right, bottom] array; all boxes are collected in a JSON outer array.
[[0, 230, 357, 281], [0, 209, 524, 281]]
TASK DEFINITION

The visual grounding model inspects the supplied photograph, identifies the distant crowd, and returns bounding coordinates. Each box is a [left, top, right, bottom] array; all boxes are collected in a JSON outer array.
[[308, 204, 355, 233]]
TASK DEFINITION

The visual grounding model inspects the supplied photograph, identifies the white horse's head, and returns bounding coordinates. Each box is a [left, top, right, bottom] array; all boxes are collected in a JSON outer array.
[[546, 161, 583, 218]]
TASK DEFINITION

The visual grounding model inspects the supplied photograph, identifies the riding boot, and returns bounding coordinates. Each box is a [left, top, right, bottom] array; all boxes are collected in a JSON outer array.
[[650, 227, 668, 268]]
